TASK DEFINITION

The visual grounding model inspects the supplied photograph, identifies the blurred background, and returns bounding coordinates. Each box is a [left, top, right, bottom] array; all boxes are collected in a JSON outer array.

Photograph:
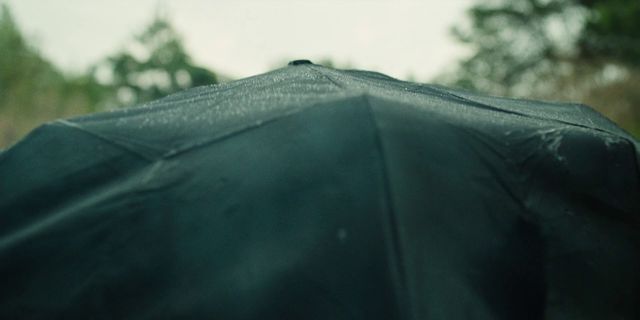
[[1, 0, 638, 148]]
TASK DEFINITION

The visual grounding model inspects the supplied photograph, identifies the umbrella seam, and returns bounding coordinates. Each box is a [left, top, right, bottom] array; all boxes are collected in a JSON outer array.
[[54, 120, 156, 162], [161, 95, 363, 158], [0, 165, 147, 253], [70, 68, 305, 124], [411, 83, 627, 137], [438, 91, 624, 135], [306, 65, 346, 89], [361, 95, 413, 320], [311, 65, 627, 138]]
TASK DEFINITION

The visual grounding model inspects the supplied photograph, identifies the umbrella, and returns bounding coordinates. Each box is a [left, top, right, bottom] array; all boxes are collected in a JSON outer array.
[[1, 60, 639, 319]]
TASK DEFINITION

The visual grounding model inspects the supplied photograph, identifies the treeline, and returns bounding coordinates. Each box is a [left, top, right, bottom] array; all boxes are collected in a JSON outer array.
[[1, 1, 640, 148], [0, 4, 218, 148], [439, 0, 640, 137]]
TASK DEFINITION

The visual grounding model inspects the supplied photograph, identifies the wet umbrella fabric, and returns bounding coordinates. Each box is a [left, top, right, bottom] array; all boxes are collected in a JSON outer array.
[[1, 63, 639, 319]]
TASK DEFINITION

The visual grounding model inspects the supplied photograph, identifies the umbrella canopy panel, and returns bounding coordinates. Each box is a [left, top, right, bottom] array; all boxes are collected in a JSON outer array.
[[1, 63, 639, 319]]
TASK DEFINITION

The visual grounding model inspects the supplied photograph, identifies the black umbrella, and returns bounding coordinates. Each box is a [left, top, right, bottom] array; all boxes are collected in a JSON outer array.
[[1, 61, 639, 319]]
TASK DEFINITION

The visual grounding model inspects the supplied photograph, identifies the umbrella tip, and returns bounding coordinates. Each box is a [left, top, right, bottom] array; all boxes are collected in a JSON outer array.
[[288, 59, 313, 66]]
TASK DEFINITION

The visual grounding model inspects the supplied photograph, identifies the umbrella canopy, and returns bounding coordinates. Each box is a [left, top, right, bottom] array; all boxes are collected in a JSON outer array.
[[1, 61, 639, 319]]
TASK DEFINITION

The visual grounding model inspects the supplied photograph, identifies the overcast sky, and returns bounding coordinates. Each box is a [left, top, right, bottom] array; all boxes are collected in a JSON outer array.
[[4, 0, 472, 81]]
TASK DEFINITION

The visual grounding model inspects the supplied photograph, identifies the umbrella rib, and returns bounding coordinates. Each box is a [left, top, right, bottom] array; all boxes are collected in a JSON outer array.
[[161, 97, 357, 158], [361, 95, 413, 320], [55, 120, 156, 161], [312, 66, 624, 138], [306, 65, 346, 89], [161, 112, 303, 158], [429, 88, 624, 136]]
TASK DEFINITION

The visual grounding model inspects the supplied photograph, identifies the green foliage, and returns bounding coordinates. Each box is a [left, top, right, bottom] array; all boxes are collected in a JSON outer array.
[[95, 15, 217, 107], [578, 0, 640, 65], [0, 4, 108, 148], [0, 6, 221, 148], [443, 0, 580, 95], [441, 0, 640, 137]]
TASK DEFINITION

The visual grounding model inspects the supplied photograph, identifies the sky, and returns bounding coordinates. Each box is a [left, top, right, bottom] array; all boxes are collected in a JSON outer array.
[[4, 0, 472, 81]]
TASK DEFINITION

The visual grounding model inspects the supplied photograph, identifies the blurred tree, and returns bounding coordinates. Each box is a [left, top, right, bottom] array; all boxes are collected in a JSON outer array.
[[440, 0, 588, 96], [0, 4, 223, 148], [578, 0, 640, 65], [574, 0, 640, 134], [0, 4, 107, 148], [95, 14, 218, 107], [440, 0, 640, 136]]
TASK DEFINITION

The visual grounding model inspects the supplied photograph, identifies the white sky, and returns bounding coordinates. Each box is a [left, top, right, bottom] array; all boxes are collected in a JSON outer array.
[[4, 0, 472, 81]]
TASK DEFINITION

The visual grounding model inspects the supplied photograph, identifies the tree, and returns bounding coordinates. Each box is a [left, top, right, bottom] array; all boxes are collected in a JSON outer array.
[[0, 4, 107, 148], [95, 14, 218, 107], [0, 4, 222, 148], [440, 0, 583, 95], [440, 0, 640, 136], [578, 0, 640, 65]]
